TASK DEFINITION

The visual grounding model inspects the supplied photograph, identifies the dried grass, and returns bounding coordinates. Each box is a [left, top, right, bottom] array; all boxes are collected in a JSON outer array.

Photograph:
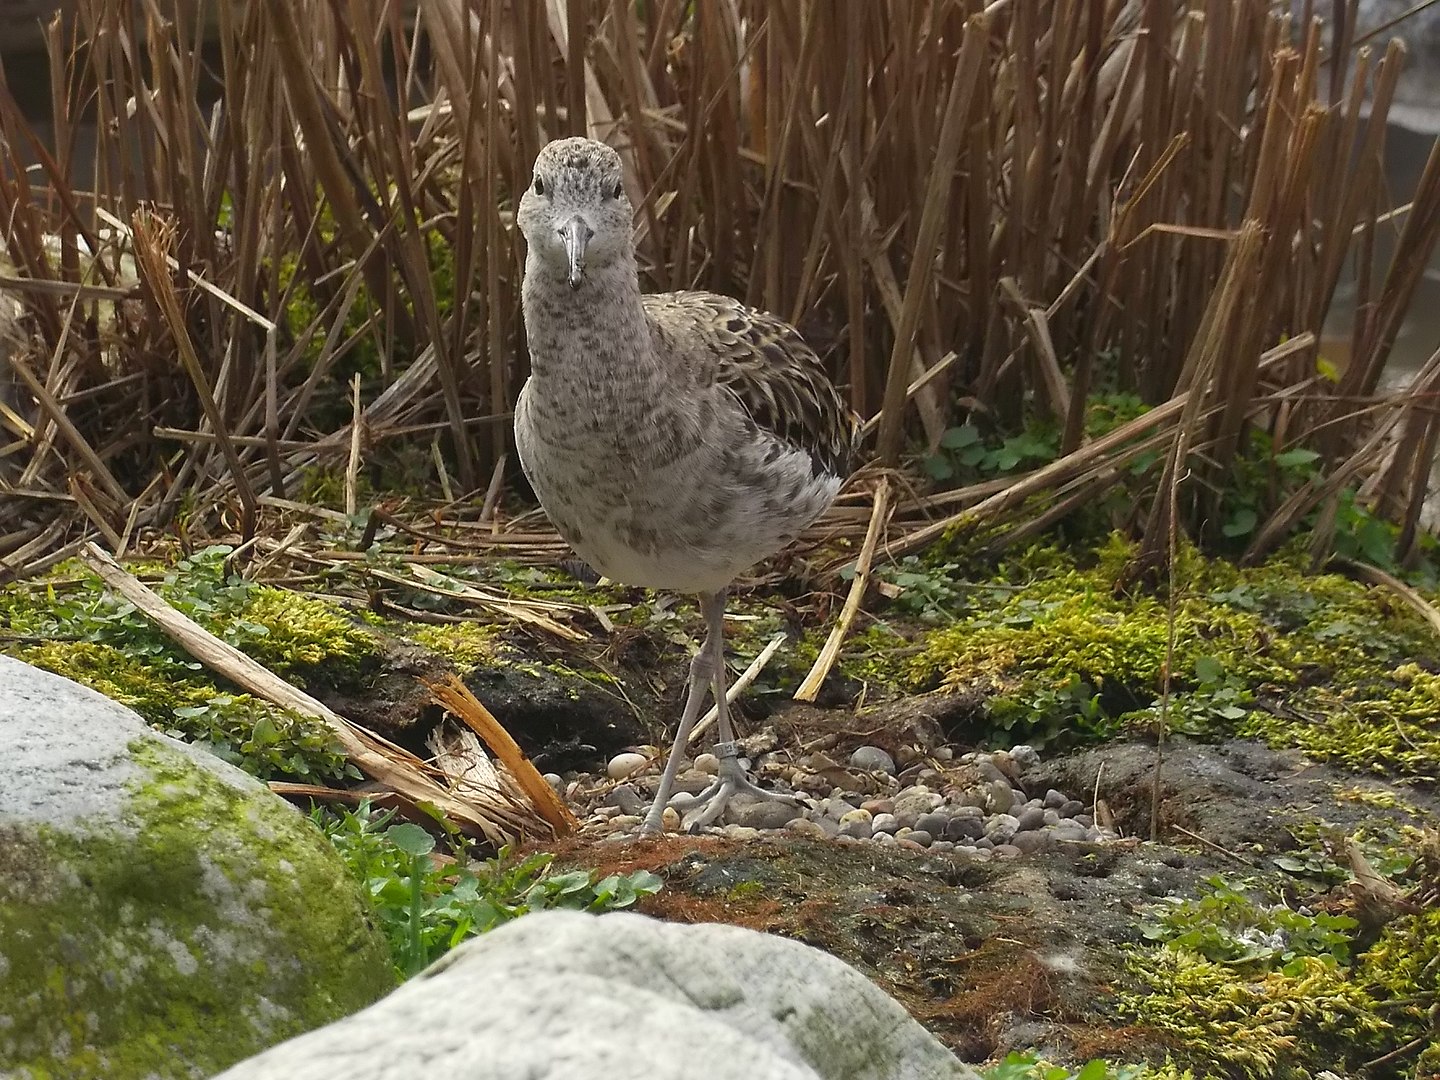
[[0, 0, 1438, 580]]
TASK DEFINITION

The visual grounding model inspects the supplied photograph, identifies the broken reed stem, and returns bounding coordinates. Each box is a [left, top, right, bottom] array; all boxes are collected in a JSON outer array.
[[794, 477, 891, 702], [423, 674, 577, 837], [79, 542, 534, 844]]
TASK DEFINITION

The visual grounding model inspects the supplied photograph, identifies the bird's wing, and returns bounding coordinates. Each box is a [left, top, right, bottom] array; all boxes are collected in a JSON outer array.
[[642, 291, 857, 479]]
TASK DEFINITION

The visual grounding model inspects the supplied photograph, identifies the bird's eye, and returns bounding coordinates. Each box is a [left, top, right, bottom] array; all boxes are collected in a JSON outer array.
[[610, 181, 624, 200], [533, 176, 545, 196]]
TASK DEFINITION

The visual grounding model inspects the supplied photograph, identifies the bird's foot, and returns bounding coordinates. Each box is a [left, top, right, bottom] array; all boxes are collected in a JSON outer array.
[[678, 742, 797, 832]]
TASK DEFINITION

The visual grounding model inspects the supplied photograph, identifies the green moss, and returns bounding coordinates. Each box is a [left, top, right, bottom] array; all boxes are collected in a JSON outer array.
[[0, 739, 394, 1078], [1120, 950, 1388, 1079], [410, 621, 498, 671], [1354, 909, 1440, 1074], [230, 586, 378, 674], [904, 533, 1440, 764]]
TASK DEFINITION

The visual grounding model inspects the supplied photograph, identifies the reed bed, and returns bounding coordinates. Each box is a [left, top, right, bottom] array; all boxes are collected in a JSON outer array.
[[1, 0, 1438, 581]]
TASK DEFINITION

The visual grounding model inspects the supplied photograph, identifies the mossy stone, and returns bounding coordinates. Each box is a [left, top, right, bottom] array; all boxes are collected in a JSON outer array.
[[0, 655, 395, 1079]]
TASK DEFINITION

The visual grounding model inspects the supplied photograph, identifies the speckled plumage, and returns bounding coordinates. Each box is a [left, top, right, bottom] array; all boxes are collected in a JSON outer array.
[[513, 137, 856, 833]]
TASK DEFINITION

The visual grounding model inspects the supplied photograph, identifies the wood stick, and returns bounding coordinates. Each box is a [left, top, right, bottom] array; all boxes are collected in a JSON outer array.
[[689, 631, 788, 746], [794, 477, 890, 702]]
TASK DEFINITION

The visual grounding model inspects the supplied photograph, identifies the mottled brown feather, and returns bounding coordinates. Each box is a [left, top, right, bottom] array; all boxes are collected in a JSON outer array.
[[641, 291, 858, 479]]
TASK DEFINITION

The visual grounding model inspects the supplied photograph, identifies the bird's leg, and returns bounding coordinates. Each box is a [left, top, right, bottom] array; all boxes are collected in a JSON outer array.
[[680, 590, 797, 832], [638, 605, 720, 836]]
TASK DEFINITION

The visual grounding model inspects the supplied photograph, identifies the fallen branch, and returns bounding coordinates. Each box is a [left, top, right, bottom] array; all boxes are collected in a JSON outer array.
[[80, 542, 547, 844]]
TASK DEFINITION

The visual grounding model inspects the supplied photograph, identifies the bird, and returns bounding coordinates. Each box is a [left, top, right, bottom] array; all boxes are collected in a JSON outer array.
[[513, 136, 856, 835]]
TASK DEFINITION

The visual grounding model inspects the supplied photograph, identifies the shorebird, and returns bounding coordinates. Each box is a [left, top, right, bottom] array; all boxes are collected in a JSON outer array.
[[514, 137, 856, 835]]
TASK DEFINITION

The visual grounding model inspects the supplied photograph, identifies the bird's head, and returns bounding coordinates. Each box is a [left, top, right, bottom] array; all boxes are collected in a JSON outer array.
[[518, 137, 632, 290]]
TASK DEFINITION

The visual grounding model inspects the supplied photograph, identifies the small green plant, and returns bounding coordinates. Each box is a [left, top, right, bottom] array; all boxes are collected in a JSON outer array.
[[923, 423, 1059, 484], [869, 556, 967, 623], [317, 800, 664, 976], [1138, 876, 1358, 973]]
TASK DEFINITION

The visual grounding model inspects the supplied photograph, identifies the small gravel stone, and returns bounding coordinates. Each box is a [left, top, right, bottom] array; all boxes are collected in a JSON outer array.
[[949, 803, 984, 819], [1015, 806, 1046, 832], [992, 843, 1023, 858], [1043, 788, 1069, 809], [606, 752, 649, 780], [1010, 744, 1041, 769], [894, 788, 945, 818], [838, 810, 874, 840], [870, 831, 897, 845], [907, 830, 934, 848], [668, 790, 699, 812], [785, 818, 829, 839], [674, 770, 717, 795], [985, 780, 1015, 815], [933, 747, 954, 761], [1011, 830, 1049, 854], [990, 750, 1020, 782], [1073, 813, 1094, 828], [896, 838, 928, 852], [945, 816, 984, 842], [975, 757, 1007, 784], [661, 807, 680, 831], [929, 840, 955, 852], [861, 798, 895, 816], [1060, 800, 1086, 818], [871, 813, 900, 834], [544, 772, 565, 794], [606, 784, 647, 815], [1083, 827, 1103, 842], [915, 811, 950, 837], [693, 753, 721, 775], [955, 787, 988, 810], [723, 825, 761, 841], [985, 813, 1020, 844], [610, 814, 642, 829], [1051, 820, 1088, 842], [729, 798, 802, 830], [1043, 808, 1061, 826], [849, 745, 897, 774]]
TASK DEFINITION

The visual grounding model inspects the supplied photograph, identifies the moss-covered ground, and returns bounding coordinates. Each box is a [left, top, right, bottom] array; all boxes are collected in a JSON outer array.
[[3, 523, 1439, 1078]]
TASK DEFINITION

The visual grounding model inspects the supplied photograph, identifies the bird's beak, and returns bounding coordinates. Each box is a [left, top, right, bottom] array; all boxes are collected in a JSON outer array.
[[560, 217, 592, 290]]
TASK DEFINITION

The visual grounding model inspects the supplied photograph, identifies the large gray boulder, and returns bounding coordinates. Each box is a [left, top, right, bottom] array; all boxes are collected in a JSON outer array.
[[0, 654, 396, 1079], [214, 909, 980, 1080]]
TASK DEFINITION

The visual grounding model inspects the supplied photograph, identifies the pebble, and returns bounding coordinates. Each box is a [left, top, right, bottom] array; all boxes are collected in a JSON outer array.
[[871, 813, 900, 834], [893, 788, 944, 818], [694, 753, 721, 775], [786, 818, 829, 839], [674, 770, 716, 795], [607, 784, 647, 815], [992, 843, 1024, 858], [955, 787, 988, 809], [1060, 800, 1086, 818], [661, 806, 680, 831], [985, 780, 1015, 815], [729, 798, 802, 830], [907, 830, 934, 847], [1073, 813, 1094, 828], [915, 811, 950, 837], [668, 790, 699, 812], [986, 814, 1020, 844], [949, 804, 984, 820], [607, 752, 649, 780], [1015, 806, 1046, 832], [544, 772, 565, 794], [838, 809, 874, 840], [945, 816, 985, 842], [896, 838, 928, 851], [1043, 809, 1061, 826], [861, 798, 895, 816], [1010, 745, 1041, 769], [1043, 788, 1068, 809], [1012, 831, 1049, 854], [610, 814, 643, 829], [849, 745, 897, 774], [975, 756, 1006, 783], [871, 831, 897, 846], [723, 825, 761, 841]]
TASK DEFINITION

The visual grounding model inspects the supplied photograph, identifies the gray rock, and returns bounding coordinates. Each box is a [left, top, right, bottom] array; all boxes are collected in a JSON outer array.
[[606, 783, 647, 815], [945, 816, 985, 842], [985, 814, 1020, 844], [728, 797, 803, 831], [992, 844, 1024, 858], [1060, 800, 1086, 818], [984, 780, 1015, 815], [1051, 820, 1089, 842], [914, 811, 950, 837], [838, 810, 874, 841], [0, 655, 394, 1079], [954, 787, 988, 810], [1043, 788, 1068, 809], [975, 757, 1006, 784], [1009, 745, 1042, 769], [1011, 831, 1050, 854], [607, 751, 650, 779], [948, 803, 984, 820], [849, 745, 897, 775], [1043, 809, 1061, 826], [893, 788, 945, 818], [215, 911, 979, 1080], [907, 830, 934, 847], [871, 813, 900, 834], [1074, 814, 1094, 828], [786, 818, 830, 840], [1015, 806, 1046, 832]]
